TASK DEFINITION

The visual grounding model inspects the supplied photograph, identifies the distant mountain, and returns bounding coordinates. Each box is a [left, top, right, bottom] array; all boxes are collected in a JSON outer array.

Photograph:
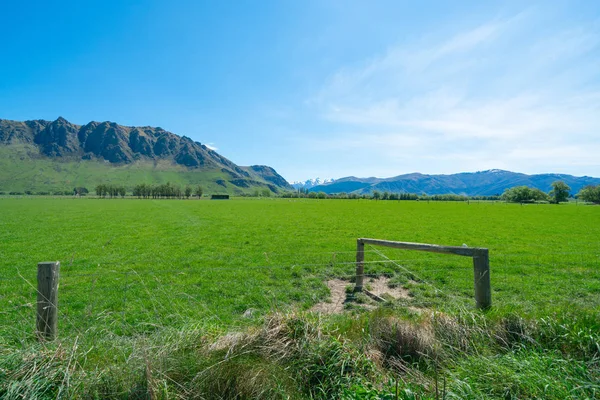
[[309, 169, 600, 197], [291, 178, 334, 190], [0, 117, 292, 194]]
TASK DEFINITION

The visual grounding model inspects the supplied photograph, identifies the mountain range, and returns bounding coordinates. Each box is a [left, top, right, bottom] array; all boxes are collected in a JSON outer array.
[[307, 170, 600, 197], [291, 178, 334, 190], [0, 117, 291, 194], [2, 117, 599, 197]]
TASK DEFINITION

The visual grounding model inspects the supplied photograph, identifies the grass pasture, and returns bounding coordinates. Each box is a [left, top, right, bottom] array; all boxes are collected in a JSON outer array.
[[0, 198, 599, 398]]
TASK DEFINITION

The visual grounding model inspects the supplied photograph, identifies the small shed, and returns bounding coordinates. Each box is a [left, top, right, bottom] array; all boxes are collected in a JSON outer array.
[[211, 194, 230, 200]]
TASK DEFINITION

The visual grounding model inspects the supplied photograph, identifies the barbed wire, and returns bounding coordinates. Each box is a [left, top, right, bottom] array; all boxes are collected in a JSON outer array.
[[2, 247, 598, 269], [2, 246, 599, 343], [2, 250, 599, 279], [365, 245, 473, 303]]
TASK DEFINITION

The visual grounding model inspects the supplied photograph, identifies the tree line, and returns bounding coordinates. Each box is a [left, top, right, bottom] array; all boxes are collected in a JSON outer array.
[[131, 183, 203, 199], [500, 180, 600, 204], [9, 180, 600, 204], [500, 181, 569, 203], [280, 190, 500, 201], [577, 184, 600, 204], [282, 181, 600, 203], [95, 184, 126, 198], [94, 183, 204, 199]]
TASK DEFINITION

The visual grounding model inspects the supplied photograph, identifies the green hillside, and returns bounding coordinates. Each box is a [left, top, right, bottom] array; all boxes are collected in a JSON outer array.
[[0, 117, 292, 195], [0, 144, 277, 195]]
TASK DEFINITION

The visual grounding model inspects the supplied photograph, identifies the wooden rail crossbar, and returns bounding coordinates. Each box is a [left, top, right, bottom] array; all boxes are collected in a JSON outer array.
[[355, 238, 491, 309]]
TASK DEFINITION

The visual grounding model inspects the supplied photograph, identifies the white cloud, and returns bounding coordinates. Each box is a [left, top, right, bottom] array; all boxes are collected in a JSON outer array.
[[205, 143, 218, 151], [307, 10, 600, 177]]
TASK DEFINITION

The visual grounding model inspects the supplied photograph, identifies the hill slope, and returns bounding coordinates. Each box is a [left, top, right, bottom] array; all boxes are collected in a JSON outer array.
[[0, 117, 292, 194], [310, 169, 600, 196]]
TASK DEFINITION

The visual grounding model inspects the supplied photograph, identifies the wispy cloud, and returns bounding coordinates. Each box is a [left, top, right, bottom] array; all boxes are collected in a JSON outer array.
[[307, 10, 600, 177], [205, 143, 218, 151]]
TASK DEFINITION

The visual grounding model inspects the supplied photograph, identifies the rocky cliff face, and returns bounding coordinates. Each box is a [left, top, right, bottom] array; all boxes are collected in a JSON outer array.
[[0, 117, 292, 190], [34, 117, 80, 156], [1, 116, 225, 167], [245, 165, 290, 188]]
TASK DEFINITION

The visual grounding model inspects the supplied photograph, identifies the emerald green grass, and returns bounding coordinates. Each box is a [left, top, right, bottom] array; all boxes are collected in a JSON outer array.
[[0, 198, 599, 398], [1, 198, 598, 327]]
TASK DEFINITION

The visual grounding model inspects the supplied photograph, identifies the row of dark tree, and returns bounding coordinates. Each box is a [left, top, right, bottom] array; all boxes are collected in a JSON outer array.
[[1, 187, 90, 196], [281, 190, 500, 201], [282, 181, 600, 204], [94, 183, 204, 199], [1, 191, 73, 196], [6, 181, 600, 204], [95, 184, 126, 198], [132, 183, 203, 199], [91, 180, 600, 203]]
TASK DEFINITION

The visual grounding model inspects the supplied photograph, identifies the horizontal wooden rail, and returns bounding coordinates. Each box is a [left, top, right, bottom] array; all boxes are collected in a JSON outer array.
[[356, 238, 491, 309], [358, 238, 487, 257]]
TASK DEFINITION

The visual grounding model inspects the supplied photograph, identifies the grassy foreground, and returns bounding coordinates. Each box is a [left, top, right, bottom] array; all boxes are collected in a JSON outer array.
[[0, 198, 599, 398]]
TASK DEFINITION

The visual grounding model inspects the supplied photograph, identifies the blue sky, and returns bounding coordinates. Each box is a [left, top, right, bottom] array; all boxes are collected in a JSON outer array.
[[1, 0, 599, 182]]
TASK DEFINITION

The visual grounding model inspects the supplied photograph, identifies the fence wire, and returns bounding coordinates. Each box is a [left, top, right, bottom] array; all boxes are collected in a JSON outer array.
[[1, 248, 599, 345]]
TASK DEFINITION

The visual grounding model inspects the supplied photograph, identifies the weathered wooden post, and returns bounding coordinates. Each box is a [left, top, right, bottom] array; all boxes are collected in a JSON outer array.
[[355, 239, 365, 292], [37, 261, 60, 341], [354, 238, 492, 309], [472, 249, 491, 309]]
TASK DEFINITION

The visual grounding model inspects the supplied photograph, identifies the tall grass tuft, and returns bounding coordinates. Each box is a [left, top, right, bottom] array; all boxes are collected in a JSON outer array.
[[1, 308, 599, 399]]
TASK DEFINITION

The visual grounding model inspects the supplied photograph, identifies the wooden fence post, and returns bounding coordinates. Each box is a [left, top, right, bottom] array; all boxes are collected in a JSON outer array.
[[355, 239, 365, 292], [472, 250, 491, 309], [37, 261, 60, 341], [355, 238, 492, 309]]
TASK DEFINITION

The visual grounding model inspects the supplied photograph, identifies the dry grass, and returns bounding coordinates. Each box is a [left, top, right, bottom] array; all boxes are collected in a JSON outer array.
[[1, 308, 598, 399]]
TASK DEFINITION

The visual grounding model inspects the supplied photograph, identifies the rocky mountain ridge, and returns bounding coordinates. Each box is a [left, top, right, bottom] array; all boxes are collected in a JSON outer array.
[[0, 117, 292, 192]]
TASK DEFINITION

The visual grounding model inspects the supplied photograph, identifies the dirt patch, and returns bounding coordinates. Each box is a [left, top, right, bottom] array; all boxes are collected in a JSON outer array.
[[310, 279, 349, 314], [311, 277, 411, 314], [368, 277, 411, 300]]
